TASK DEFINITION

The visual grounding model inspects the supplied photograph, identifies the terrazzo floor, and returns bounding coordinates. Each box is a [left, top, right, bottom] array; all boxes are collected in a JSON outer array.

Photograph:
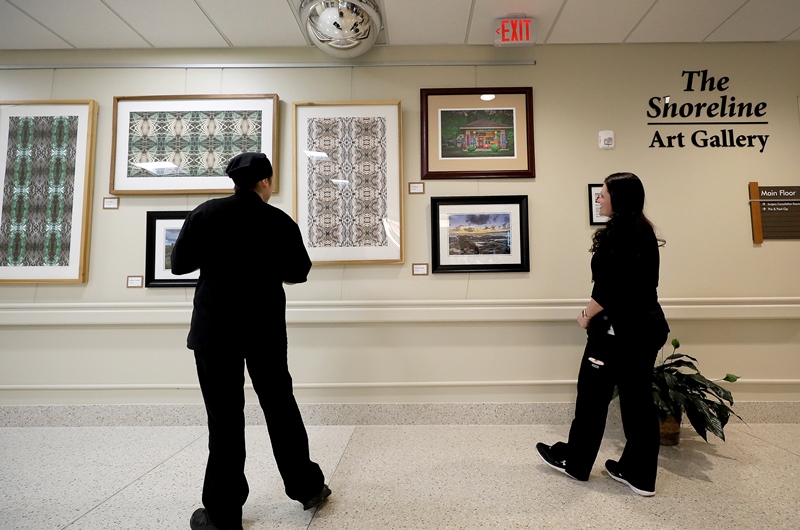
[[1, 421, 798, 529]]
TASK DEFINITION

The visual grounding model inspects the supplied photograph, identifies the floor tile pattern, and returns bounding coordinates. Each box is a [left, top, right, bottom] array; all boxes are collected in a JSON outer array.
[[1, 422, 797, 529]]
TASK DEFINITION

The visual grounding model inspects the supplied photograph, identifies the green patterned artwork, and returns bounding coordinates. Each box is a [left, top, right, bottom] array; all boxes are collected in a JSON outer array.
[[1, 115, 78, 267], [126, 110, 262, 178], [110, 96, 277, 195], [0, 100, 97, 283]]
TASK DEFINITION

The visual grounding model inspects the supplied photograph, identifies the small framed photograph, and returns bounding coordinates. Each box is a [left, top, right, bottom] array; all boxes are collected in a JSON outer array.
[[420, 87, 534, 180], [111, 94, 279, 195], [431, 195, 530, 273], [145, 211, 198, 287], [588, 184, 609, 225], [293, 100, 404, 264]]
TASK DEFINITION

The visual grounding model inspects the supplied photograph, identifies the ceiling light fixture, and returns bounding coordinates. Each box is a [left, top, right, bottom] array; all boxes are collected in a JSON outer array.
[[299, 0, 382, 59]]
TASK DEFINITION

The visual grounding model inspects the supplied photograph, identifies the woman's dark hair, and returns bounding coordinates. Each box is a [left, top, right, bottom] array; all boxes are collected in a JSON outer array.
[[590, 172, 664, 252]]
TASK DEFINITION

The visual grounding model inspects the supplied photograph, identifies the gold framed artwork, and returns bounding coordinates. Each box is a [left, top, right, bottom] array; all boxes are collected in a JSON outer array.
[[420, 87, 535, 180], [0, 100, 99, 283], [110, 94, 279, 195], [292, 100, 404, 265]]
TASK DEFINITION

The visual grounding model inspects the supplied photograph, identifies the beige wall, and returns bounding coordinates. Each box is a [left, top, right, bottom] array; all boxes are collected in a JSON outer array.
[[0, 42, 798, 405]]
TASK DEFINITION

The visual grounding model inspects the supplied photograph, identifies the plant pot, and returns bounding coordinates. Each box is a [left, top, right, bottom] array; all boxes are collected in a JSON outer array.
[[659, 414, 680, 446]]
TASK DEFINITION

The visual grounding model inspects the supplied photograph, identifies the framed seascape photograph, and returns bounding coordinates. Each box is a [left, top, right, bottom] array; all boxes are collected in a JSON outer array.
[[111, 94, 279, 195], [293, 101, 403, 264], [145, 211, 198, 287], [420, 87, 534, 180], [588, 184, 609, 225], [431, 195, 530, 273], [0, 100, 99, 283]]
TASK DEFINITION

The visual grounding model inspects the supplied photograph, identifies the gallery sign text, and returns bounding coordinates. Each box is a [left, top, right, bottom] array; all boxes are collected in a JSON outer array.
[[647, 70, 769, 153]]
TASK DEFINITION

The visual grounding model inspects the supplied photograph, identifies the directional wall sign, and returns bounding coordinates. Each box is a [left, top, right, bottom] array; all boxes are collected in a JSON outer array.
[[749, 182, 800, 243]]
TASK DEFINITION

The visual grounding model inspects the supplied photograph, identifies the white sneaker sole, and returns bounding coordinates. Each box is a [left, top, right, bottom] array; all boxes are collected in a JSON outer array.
[[607, 470, 655, 497]]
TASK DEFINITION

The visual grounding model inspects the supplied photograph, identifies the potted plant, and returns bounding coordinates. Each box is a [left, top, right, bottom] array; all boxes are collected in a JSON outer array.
[[652, 338, 743, 445]]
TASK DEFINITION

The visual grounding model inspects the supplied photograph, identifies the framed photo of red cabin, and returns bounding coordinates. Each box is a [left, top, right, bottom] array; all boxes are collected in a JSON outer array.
[[420, 87, 534, 180]]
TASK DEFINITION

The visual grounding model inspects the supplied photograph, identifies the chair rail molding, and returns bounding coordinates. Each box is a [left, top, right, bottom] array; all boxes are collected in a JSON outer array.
[[1, 297, 799, 326]]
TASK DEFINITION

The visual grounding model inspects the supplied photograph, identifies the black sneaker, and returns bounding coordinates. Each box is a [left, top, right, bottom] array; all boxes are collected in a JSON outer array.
[[536, 442, 582, 480], [302, 484, 332, 511], [189, 508, 243, 530], [605, 459, 655, 497]]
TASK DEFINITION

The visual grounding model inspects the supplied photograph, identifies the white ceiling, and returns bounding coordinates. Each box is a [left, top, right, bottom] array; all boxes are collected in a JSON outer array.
[[0, 0, 799, 52]]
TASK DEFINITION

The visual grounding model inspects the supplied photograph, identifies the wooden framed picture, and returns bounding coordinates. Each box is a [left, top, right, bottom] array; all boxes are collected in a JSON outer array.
[[420, 87, 534, 180], [588, 184, 609, 225], [145, 211, 198, 287], [111, 94, 278, 195], [431, 195, 530, 273], [293, 100, 404, 264], [0, 100, 99, 283]]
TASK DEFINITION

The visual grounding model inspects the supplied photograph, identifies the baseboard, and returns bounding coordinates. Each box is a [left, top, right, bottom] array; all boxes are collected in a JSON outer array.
[[1, 401, 797, 427]]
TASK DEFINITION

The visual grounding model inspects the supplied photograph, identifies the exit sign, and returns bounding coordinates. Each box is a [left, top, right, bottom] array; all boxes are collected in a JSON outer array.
[[494, 17, 534, 47]]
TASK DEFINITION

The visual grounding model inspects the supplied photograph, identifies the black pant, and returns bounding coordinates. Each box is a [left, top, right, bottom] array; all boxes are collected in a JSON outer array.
[[194, 342, 324, 528], [564, 320, 662, 490]]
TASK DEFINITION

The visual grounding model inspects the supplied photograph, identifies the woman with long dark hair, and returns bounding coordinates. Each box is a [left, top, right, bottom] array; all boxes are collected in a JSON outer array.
[[536, 172, 669, 496]]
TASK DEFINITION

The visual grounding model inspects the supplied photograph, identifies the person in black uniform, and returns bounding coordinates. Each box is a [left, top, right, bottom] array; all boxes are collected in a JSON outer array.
[[536, 172, 669, 497], [172, 152, 331, 530]]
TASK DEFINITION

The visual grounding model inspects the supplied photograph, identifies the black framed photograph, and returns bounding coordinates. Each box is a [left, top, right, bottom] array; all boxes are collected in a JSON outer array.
[[145, 211, 198, 287], [588, 184, 609, 225], [431, 195, 530, 273]]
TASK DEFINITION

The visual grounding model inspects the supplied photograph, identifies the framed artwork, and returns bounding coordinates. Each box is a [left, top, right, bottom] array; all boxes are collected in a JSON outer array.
[[293, 100, 404, 264], [420, 87, 534, 180], [588, 184, 609, 225], [145, 211, 198, 287], [111, 94, 279, 195], [431, 195, 530, 273], [0, 100, 99, 283]]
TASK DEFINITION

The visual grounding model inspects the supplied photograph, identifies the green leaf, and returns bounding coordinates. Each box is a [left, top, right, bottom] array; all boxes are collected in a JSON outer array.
[[724, 374, 740, 382], [684, 404, 709, 442], [712, 402, 731, 430], [671, 338, 680, 349], [661, 358, 700, 373], [662, 352, 698, 363]]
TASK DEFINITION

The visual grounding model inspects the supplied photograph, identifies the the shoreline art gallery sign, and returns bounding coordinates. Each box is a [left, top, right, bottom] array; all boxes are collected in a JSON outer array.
[[647, 70, 769, 153]]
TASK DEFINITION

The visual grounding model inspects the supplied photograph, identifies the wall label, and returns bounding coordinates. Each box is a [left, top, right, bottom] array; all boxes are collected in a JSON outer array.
[[647, 70, 770, 153]]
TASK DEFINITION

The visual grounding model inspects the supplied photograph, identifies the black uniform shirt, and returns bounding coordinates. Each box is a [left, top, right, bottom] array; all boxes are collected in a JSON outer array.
[[171, 189, 312, 349], [589, 227, 666, 341]]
